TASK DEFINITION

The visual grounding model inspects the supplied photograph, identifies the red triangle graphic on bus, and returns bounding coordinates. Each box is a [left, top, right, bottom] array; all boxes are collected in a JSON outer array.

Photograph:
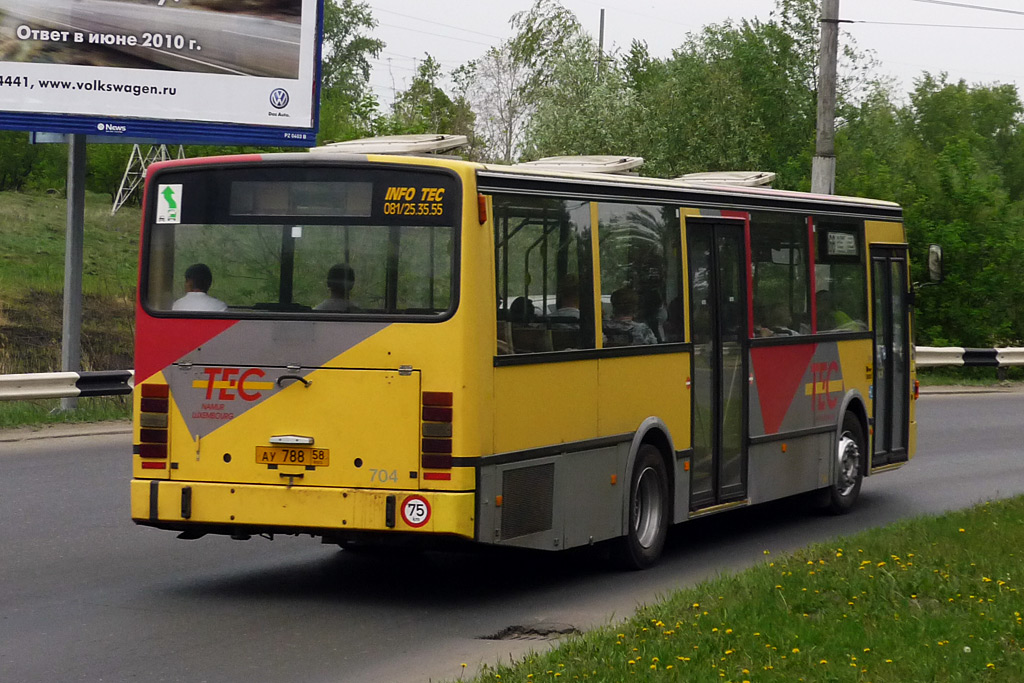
[[751, 344, 817, 434], [134, 304, 238, 383]]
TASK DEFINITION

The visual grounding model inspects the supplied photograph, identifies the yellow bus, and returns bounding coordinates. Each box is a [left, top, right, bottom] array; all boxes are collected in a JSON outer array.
[[131, 135, 922, 568]]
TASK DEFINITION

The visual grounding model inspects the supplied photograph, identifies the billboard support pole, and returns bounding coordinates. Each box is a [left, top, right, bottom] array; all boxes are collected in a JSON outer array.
[[60, 134, 86, 412]]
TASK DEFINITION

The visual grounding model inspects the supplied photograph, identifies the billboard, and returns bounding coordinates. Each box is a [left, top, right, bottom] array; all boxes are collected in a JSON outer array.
[[0, 0, 322, 146]]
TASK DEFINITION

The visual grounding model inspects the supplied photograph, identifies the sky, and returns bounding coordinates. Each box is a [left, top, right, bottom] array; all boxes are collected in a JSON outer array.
[[363, 0, 1024, 107]]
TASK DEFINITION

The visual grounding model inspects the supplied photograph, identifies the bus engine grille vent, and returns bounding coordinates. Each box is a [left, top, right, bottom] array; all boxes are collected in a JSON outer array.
[[500, 463, 554, 540]]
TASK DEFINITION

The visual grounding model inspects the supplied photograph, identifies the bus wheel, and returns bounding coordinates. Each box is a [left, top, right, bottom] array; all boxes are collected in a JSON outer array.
[[827, 413, 865, 514], [614, 444, 669, 570]]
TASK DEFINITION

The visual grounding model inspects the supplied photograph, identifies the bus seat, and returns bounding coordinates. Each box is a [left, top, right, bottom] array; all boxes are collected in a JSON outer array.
[[512, 326, 553, 353], [550, 328, 581, 351]]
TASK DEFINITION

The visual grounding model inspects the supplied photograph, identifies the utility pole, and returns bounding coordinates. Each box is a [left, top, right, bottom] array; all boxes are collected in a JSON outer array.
[[60, 134, 86, 412], [811, 0, 839, 195], [597, 9, 605, 76]]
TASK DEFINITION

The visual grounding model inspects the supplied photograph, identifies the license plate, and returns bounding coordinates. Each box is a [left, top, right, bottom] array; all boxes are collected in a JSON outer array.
[[255, 446, 330, 467]]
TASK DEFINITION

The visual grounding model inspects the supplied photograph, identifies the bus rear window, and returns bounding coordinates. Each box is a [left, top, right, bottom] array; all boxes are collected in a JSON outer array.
[[143, 166, 458, 318]]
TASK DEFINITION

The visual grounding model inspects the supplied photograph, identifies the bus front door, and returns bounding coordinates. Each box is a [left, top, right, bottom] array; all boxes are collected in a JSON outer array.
[[870, 247, 910, 467], [687, 220, 749, 510]]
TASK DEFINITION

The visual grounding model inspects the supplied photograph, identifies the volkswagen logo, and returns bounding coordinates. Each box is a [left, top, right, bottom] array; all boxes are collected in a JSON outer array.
[[270, 88, 290, 109]]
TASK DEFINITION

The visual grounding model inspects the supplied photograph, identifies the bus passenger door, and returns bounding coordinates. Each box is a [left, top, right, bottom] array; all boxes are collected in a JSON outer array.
[[687, 221, 748, 510], [870, 247, 910, 467]]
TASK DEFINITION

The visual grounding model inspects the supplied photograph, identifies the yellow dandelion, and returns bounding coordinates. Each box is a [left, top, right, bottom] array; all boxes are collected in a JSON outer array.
[[793, 648, 800, 653], [820, 659, 828, 664]]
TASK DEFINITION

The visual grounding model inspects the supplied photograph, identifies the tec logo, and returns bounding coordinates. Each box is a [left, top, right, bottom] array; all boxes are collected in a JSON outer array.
[[192, 367, 274, 402], [269, 88, 290, 109], [806, 361, 844, 410]]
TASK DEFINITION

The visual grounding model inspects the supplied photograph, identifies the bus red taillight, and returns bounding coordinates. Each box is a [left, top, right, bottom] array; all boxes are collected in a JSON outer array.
[[137, 383, 170, 469], [421, 391, 453, 474]]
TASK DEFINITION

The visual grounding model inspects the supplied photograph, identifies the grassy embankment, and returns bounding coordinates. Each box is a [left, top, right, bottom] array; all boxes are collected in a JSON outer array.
[[0, 190, 139, 428], [464, 497, 1024, 682]]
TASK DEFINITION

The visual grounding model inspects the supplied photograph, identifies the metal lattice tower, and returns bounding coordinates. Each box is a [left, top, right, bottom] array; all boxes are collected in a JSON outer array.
[[111, 144, 185, 214]]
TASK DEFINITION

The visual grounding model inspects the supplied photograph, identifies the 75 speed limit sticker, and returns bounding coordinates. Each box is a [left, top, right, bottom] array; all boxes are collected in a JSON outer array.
[[401, 495, 431, 528]]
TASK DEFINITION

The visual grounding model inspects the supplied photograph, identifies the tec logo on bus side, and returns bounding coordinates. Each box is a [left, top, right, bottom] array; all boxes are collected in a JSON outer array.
[[192, 367, 275, 402]]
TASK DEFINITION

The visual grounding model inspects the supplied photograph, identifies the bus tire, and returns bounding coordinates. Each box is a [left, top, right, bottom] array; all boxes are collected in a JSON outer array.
[[826, 412, 865, 514], [613, 444, 669, 570]]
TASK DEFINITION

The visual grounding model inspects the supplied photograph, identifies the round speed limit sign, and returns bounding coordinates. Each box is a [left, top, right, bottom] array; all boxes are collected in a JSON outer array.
[[401, 495, 431, 528]]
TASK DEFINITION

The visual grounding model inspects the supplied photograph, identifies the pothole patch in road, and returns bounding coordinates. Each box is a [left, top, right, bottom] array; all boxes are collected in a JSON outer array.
[[480, 624, 581, 641]]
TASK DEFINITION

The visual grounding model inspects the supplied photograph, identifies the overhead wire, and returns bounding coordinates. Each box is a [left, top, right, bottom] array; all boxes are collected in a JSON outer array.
[[907, 0, 1024, 17]]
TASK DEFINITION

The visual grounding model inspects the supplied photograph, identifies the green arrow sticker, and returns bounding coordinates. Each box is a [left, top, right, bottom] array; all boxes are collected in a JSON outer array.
[[157, 184, 182, 224]]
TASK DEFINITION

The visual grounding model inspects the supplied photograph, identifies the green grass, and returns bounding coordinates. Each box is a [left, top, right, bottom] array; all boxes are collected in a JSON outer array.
[[0, 396, 130, 429], [0, 190, 139, 376], [465, 497, 1024, 682], [918, 366, 1024, 387]]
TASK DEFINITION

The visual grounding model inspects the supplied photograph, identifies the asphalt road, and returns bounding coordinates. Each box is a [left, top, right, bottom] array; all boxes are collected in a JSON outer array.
[[1, 391, 1023, 683]]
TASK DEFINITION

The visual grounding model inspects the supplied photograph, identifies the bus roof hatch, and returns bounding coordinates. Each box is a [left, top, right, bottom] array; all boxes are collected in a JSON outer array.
[[310, 134, 469, 156], [672, 171, 776, 187], [513, 155, 644, 175]]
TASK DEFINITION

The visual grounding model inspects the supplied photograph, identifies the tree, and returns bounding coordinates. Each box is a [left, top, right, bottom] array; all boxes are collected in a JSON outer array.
[[317, 0, 385, 143], [380, 55, 475, 143], [465, 0, 588, 162]]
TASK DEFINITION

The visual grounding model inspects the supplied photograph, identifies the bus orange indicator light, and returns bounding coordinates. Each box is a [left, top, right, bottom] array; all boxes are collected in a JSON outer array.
[[684, 461, 690, 471], [781, 443, 788, 453], [141, 383, 169, 398], [478, 194, 488, 224], [422, 391, 453, 407], [423, 472, 451, 481], [610, 474, 617, 485], [914, 380, 920, 400], [495, 495, 503, 507]]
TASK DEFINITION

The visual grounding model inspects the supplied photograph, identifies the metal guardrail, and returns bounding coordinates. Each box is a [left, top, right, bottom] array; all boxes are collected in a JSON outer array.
[[917, 347, 1024, 368], [0, 349, 1018, 402], [0, 371, 134, 401]]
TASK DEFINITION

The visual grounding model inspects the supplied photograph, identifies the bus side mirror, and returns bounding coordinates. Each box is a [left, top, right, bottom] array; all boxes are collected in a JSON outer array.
[[927, 244, 943, 283]]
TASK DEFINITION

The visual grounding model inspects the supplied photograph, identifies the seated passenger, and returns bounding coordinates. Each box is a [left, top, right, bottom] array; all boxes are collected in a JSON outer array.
[[554, 275, 581, 319], [315, 263, 361, 312], [755, 303, 798, 337], [603, 287, 657, 346], [172, 263, 227, 312], [817, 289, 863, 331], [508, 296, 535, 324]]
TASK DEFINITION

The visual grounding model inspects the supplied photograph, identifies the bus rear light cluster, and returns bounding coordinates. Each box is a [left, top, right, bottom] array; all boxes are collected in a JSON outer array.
[[137, 383, 170, 470], [421, 391, 453, 478]]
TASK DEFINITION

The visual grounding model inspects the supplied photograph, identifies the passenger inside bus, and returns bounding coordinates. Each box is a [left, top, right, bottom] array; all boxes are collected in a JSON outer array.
[[755, 303, 798, 337], [817, 289, 863, 332], [603, 288, 657, 346], [553, 275, 581, 320], [172, 263, 228, 312], [315, 263, 361, 312]]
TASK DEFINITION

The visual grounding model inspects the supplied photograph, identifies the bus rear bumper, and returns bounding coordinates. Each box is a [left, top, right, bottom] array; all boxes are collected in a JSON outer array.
[[130, 479, 476, 539]]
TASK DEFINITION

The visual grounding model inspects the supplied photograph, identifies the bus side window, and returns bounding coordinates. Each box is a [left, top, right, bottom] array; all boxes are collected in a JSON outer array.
[[493, 195, 595, 355], [814, 222, 867, 333]]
